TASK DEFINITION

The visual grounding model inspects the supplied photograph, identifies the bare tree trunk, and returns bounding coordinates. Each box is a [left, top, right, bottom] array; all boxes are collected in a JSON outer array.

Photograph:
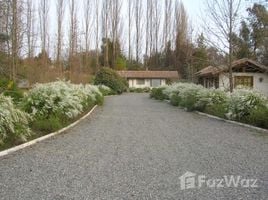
[[39, 0, 48, 53], [11, 0, 18, 81], [228, 1, 234, 92], [102, 0, 110, 67], [128, 0, 132, 62], [39, 0, 49, 68], [68, 0, 78, 79], [26, 0, 35, 59], [111, 0, 121, 68], [134, 0, 142, 63], [95, 0, 99, 69], [56, 0, 65, 71], [163, 0, 172, 50], [84, 0, 91, 70]]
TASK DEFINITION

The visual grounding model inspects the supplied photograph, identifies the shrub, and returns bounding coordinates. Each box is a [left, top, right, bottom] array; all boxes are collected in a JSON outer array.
[[204, 104, 228, 119], [226, 89, 267, 121], [244, 106, 268, 129], [150, 87, 168, 100], [97, 85, 114, 96], [196, 89, 228, 112], [0, 78, 23, 103], [31, 115, 64, 133], [170, 94, 181, 106], [129, 87, 151, 93], [21, 81, 102, 120], [94, 67, 128, 94], [150, 82, 268, 129], [0, 94, 32, 144]]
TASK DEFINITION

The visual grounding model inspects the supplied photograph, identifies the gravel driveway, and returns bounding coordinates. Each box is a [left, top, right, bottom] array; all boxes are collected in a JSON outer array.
[[0, 93, 267, 200]]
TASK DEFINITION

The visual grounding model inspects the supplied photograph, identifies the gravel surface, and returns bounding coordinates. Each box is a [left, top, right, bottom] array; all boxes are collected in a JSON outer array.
[[0, 93, 267, 200]]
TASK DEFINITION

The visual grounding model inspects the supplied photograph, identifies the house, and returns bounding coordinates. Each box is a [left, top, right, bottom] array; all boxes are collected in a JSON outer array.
[[196, 58, 268, 96], [117, 70, 179, 88]]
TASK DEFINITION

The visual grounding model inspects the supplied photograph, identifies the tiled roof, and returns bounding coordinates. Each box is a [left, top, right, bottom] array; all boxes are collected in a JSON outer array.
[[117, 70, 179, 79], [195, 66, 223, 76], [196, 58, 268, 77]]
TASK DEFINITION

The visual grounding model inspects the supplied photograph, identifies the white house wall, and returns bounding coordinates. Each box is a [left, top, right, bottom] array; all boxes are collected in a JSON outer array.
[[128, 79, 166, 88], [219, 72, 268, 96]]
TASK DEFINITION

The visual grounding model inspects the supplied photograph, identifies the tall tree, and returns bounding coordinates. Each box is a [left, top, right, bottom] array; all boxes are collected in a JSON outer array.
[[110, 0, 122, 67], [26, 0, 36, 59], [174, 1, 189, 79], [247, 3, 268, 65], [204, 0, 242, 92], [95, 0, 100, 68], [39, 0, 49, 54], [101, 0, 110, 67], [56, 0, 65, 67], [134, 0, 142, 63]]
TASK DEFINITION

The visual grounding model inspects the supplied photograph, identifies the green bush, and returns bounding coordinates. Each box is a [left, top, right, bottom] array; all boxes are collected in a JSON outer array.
[[98, 85, 114, 96], [204, 104, 227, 119], [31, 116, 64, 133], [0, 78, 23, 103], [94, 67, 128, 94], [170, 94, 181, 106], [244, 106, 268, 129], [129, 87, 151, 93], [150, 87, 168, 100]]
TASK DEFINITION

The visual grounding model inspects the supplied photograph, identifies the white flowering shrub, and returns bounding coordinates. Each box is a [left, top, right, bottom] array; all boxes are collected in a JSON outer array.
[[226, 89, 268, 120], [22, 81, 103, 119], [150, 82, 268, 128], [196, 89, 229, 111], [0, 94, 32, 144], [97, 85, 113, 96]]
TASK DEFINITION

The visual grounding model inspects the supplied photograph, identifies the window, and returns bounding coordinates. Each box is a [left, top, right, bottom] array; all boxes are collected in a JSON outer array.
[[136, 79, 145, 85], [151, 79, 161, 87], [234, 76, 253, 88]]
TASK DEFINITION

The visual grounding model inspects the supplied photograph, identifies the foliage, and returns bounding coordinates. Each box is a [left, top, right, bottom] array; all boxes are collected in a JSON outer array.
[[244, 105, 268, 129], [115, 56, 127, 70], [0, 78, 23, 103], [94, 67, 128, 94], [0, 94, 32, 145], [31, 115, 64, 133], [97, 85, 114, 96], [150, 82, 268, 129], [226, 89, 267, 121], [99, 38, 126, 69], [234, 4, 268, 65], [129, 87, 151, 93], [150, 87, 168, 100], [21, 81, 102, 120]]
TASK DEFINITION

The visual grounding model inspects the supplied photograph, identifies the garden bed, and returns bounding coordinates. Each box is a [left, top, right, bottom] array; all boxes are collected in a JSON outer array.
[[150, 83, 268, 130], [0, 81, 111, 151]]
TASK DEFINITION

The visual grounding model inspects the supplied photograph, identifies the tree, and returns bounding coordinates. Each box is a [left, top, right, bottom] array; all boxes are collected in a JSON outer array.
[[26, 0, 36, 59], [204, 0, 242, 92], [39, 0, 49, 54], [174, 1, 189, 79], [110, 0, 122, 67], [128, 0, 133, 62], [95, 0, 100, 68], [56, 0, 65, 68], [134, 0, 143, 63], [247, 3, 268, 65], [192, 33, 209, 72]]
